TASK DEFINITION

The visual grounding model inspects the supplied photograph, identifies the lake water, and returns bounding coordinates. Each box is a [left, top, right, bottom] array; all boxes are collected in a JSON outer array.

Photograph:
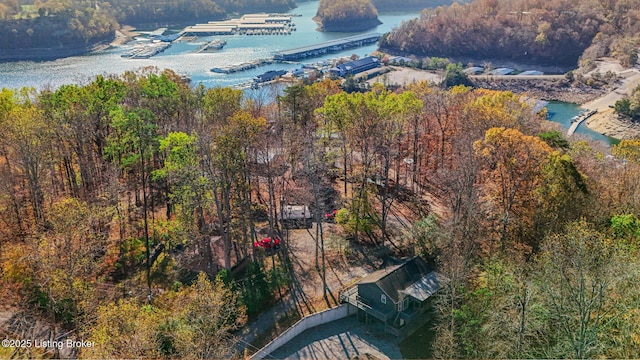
[[0, 4, 619, 145], [0, 1, 420, 90], [545, 101, 618, 145]]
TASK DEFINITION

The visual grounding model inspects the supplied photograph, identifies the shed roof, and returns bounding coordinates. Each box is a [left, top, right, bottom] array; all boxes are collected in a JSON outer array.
[[279, 205, 311, 220], [464, 66, 484, 74], [519, 70, 544, 75], [489, 67, 515, 75]]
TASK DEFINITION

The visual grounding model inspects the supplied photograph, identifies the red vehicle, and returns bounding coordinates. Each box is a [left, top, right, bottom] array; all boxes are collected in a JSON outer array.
[[324, 209, 338, 222], [254, 237, 281, 250]]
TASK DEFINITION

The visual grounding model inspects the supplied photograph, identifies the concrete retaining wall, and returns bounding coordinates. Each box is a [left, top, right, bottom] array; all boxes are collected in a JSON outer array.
[[250, 304, 357, 360]]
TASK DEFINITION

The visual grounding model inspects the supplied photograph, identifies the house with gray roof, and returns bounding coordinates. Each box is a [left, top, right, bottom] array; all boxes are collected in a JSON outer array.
[[339, 256, 444, 336], [329, 56, 381, 77]]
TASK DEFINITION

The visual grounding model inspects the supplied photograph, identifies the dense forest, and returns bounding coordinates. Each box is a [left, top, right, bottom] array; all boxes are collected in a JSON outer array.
[[371, 0, 463, 11], [381, 0, 640, 68], [1, 68, 640, 357], [108, 0, 296, 25], [315, 0, 381, 31], [0, 0, 117, 51]]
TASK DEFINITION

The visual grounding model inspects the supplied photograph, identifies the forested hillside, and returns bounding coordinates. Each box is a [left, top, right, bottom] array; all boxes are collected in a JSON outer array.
[[109, 0, 296, 25], [381, 0, 640, 68], [0, 0, 117, 52], [371, 0, 463, 11], [1, 70, 640, 357]]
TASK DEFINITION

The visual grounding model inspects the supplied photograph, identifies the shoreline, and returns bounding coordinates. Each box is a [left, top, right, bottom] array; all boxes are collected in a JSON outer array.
[[110, 25, 140, 47], [584, 110, 640, 140], [472, 77, 608, 104], [580, 65, 640, 140]]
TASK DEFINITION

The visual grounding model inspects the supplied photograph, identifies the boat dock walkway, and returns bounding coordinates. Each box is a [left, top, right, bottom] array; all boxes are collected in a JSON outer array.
[[567, 109, 597, 136], [274, 33, 382, 61]]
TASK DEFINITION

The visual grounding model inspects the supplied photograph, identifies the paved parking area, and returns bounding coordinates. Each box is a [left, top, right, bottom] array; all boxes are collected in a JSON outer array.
[[267, 315, 401, 360]]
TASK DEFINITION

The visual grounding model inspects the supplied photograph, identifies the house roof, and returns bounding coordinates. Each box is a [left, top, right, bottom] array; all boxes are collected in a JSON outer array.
[[400, 271, 442, 301], [331, 56, 380, 74], [211, 236, 236, 269], [358, 256, 437, 303]]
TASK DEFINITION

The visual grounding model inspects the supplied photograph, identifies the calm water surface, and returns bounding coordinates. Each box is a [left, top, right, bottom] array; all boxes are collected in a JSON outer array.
[[0, 1, 419, 90], [545, 101, 618, 145], [0, 5, 619, 144]]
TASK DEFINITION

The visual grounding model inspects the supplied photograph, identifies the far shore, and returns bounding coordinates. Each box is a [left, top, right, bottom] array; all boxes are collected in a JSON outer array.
[[369, 58, 640, 141], [581, 63, 640, 140], [110, 25, 140, 47]]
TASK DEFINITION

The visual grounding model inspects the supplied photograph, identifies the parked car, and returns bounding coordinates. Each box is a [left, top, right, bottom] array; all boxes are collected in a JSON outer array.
[[324, 209, 338, 222], [253, 237, 281, 250]]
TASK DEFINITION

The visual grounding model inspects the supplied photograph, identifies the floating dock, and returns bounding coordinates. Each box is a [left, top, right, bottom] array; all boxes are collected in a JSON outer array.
[[181, 13, 296, 36], [567, 109, 597, 136], [211, 59, 274, 74], [273, 33, 382, 61], [121, 42, 171, 59], [197, 39, 227, 53]]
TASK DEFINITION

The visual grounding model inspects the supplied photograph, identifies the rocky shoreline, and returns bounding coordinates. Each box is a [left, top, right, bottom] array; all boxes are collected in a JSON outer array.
[[470, 76, 640, 140], [472, 77, 609, 104], [584, 110, 640, 140], [0, 42, 103, 62]]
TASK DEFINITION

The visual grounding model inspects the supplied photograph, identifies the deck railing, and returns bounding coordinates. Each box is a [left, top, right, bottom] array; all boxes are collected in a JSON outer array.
[[339, 286, 390, 322]]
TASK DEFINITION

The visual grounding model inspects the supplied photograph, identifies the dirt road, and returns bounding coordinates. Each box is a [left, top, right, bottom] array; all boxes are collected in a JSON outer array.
[[583, 69, 640, 112], [582, 59, 640, 139], [238, 224, 380, 355]]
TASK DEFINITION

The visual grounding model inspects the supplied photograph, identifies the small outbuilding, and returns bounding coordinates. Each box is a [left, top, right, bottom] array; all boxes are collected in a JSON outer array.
[[489, 67, 515, 75], [463, 66, 484, 74], [278, 205, 313, 229], [519, 70, 544, 75]]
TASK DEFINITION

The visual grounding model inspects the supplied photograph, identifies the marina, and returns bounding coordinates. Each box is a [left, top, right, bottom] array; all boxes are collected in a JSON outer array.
[[274, 33, 382, 61], [181, 13, 297, 36]]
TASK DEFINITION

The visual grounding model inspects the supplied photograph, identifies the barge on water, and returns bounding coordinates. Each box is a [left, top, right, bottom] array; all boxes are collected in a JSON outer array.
[[273, 33, 382, 61]]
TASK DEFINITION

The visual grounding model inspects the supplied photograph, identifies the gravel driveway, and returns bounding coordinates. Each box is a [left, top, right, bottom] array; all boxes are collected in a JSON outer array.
[[267, 315, 402, 360]]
